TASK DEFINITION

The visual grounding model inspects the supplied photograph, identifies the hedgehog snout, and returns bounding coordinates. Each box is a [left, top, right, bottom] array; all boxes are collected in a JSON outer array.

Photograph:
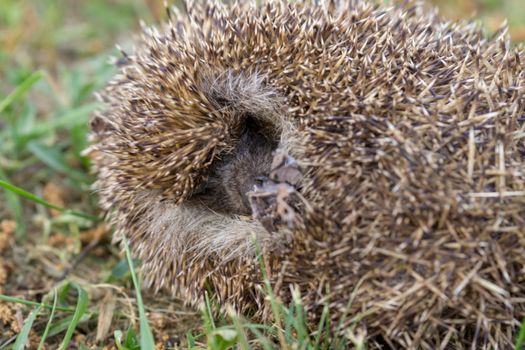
[[193, 117, 278, 216]]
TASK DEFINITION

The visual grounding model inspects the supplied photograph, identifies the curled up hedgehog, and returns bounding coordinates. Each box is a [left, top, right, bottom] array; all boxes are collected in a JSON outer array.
[[86, 0, 525, 348]]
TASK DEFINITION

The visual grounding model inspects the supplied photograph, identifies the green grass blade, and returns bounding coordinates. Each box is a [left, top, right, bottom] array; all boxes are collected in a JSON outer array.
[[37, 289, 58, 350], [58, 283, 89, 350], [12, 305, 42, 350], [0, 294, 75, 313], [0, 179, 100, 221], [204, 291, 216, 330], [247, 325, 275, 350], [0, 179, 66, 210], [516, 317, 525, 350], [46, 314, 92, 338], [21, 102, 99, 137], [27, 141, 88, 182], [0, 102, 100, 142], [186, 331, 199, 349], [313, 303, 330, 349], [289, 288, 308, 344], [254, 240, 288, 350], [229, 313, 251, 350], [0, 71, 44, 114], [0, 168, 26, 237], [123, 238, 156, 349]]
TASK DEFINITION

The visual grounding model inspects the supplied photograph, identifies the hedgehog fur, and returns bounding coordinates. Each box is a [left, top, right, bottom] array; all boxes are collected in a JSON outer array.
[[87, 0, 525, 348]]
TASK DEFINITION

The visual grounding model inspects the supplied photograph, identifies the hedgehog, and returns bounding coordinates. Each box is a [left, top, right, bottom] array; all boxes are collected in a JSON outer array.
[[86, 0, 525, 348]]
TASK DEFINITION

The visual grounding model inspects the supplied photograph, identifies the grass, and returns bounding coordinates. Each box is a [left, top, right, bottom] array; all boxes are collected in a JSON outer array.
[[0, 0, 524, 349], [123, 239, 156, 350], [0, 183, 351, 349]]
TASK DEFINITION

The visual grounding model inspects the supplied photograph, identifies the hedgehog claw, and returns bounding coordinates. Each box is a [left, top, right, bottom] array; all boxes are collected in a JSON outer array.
[[248, 151, 304, 232]]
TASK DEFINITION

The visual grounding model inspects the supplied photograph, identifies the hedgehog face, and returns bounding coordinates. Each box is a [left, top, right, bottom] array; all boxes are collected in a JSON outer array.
[[193, 117, 278, 215]]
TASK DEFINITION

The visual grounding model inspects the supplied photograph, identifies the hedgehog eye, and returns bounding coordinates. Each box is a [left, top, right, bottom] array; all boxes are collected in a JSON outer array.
[[255, 176, 268, 186]]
